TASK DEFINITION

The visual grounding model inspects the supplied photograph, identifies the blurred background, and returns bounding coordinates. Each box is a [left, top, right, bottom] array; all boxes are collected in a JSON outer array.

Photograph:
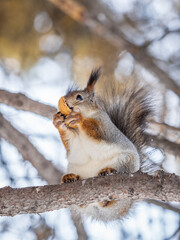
[[0, 0, 180, 239]]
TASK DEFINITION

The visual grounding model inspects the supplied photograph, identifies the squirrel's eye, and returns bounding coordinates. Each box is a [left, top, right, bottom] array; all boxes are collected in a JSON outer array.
[[76, 94, 83, 101]]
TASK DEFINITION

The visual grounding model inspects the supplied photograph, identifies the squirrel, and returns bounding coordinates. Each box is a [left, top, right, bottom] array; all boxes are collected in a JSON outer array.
[[53, 68, 152, 182], [53, 68, 152, 221]]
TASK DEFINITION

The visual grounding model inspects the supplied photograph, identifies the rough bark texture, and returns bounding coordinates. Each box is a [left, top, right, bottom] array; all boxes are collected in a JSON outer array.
[[0, 113, 62, 184], [0, 90, 56, 119], [0, 171, 179, 217]]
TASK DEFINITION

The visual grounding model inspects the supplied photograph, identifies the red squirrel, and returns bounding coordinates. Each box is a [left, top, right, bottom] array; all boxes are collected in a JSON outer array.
[[53, 68, 152, 221], [53, 68, 152, 182]]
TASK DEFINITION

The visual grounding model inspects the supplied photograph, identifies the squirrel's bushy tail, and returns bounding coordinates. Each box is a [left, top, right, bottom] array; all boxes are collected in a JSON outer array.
[[100, 79, 153, 151]]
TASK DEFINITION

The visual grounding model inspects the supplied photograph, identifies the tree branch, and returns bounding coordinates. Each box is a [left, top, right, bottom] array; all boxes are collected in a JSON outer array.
[[150, 120, 180, 132], [0, 171, 179, 216], [147, 134, 180, 156], [48, 0, 180, 97], [146, 199, 180, 214], [0, 113, 62, 184], [0, 89, 56, 119], [70, 209, 88, 240]]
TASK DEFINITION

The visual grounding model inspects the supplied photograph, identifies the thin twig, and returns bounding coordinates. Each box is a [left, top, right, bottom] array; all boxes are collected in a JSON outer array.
[[147, 134, 180, 156], [150, 120, 180, 133]]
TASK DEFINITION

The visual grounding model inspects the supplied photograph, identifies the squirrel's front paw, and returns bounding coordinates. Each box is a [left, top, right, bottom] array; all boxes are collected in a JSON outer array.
[[65, 112, 82, 128], [61, 173, 81, 183], [53, 112, 66, 129], [98, 167, 117, 176]]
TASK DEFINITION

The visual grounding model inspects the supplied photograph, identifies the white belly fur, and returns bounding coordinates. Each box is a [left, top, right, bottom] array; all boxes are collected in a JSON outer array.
[[67, 132, 139, 179]]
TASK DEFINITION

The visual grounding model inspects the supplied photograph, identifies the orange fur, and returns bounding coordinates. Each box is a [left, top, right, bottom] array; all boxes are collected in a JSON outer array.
[[61, 173, 80, 183], [65, 112, 82, 129], [98, 200, 117, 208], [64, 113, 102, 140], [58, 129, 70, 155], [81, 118, 102, 140]]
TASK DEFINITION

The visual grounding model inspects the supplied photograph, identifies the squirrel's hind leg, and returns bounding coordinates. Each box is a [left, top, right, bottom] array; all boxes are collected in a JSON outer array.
[[98, 167, 117, 176]]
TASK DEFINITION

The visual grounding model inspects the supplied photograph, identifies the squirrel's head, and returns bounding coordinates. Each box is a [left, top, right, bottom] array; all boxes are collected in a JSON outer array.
[[59, 68, 101, 115]]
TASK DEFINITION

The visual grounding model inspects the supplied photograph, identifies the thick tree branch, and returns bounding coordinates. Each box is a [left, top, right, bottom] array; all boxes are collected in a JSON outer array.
[[0, 113, 62, 184], [0, 89, 56, 119], [48, 0, 180, 97], [0, 172, 179, 217]]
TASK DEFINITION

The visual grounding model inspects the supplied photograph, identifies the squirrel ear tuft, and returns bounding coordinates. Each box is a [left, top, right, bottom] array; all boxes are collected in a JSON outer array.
[[86, 68, 101, 92]]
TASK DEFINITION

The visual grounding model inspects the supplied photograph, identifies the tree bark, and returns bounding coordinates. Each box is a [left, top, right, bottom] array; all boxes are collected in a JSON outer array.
[[0, 171, 179, 217]]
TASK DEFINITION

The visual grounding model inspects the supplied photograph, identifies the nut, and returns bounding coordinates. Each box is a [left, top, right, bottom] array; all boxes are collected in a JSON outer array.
[[58, 97, 71, 115]]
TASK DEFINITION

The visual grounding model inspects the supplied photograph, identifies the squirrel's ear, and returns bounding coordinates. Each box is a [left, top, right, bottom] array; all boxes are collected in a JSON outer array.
[[86, 68, 101, 92]]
